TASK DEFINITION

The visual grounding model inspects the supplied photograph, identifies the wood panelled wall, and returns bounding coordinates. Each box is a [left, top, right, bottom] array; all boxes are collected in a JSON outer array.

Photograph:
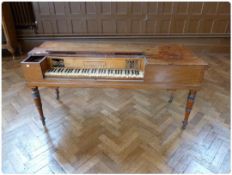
[[32, 2, 230, 36]]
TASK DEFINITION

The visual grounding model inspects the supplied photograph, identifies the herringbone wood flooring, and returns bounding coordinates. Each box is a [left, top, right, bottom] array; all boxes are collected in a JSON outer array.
[[2, 53, 230, 173]]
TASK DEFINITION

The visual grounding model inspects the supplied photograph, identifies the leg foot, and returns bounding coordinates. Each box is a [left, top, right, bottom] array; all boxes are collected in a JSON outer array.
[[182, 120, 188, 129], [168, 94, 174, 103], [55, 88, 59, 100], [168, 90, 175, 103], [32, 87, 46, 126]]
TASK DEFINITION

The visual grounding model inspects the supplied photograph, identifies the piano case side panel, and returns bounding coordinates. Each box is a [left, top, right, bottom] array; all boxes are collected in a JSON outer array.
[[144, 65, 205, 85], [21, 58, 49, 82], [22, 64, 43, 81]]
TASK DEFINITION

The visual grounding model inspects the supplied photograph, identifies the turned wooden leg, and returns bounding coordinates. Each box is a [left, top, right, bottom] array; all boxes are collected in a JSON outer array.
[[55, 88, 59, 100], [182, 90, 197, 129], [32, 87, 45, 126]]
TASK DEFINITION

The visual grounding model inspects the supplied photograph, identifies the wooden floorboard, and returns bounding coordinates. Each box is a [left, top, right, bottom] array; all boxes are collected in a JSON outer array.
[[2, 53, 230, 173]]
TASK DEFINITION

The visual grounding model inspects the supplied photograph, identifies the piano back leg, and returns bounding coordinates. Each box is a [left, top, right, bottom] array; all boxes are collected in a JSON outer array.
[[32, 87, 46, 126], [168, 90, 175, 103], [55, 88, 60, 100]]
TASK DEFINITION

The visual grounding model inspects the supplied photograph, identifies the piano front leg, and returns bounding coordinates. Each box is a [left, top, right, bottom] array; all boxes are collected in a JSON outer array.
[[182, 90, 197, 129], [32, 87, 46, 126]]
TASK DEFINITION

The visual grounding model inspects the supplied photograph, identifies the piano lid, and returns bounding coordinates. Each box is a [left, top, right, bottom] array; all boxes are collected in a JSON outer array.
[[28, 41, 208, 66]]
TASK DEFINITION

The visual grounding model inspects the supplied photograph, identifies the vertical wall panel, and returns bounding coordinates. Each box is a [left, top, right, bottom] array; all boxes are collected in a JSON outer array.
[[174, 2, 188, 14], [116, 2, 128, 15], [171, 18, 185, 33], [145, 20, 156, 33], [185, 19, 199, 33], [158, 2, 173, 14], [102, 20, 116, 33], [56, 20, 69, 33], [87, 20, 98, 33], [189, 2, 203, 14], [147, 2, 158, 15], [72, 20, 86, 33], [116, 20, 128, 33], [131, 2, 144, 15], [131, 20, 143, 33], [33, 2, 230, 36], [42, 21, 53, 34], [157, 19, 170, 33], [202, 2, 217, 14], [38, 2, 50, 15], [217, 2, 230, 14], [86, 2, 97, 14], [198, 19, 213, 33], [69, 2, 82, 15], [212, 20, 228, 33], [101, 2, 112, 15], [54, 2, 66, 15]]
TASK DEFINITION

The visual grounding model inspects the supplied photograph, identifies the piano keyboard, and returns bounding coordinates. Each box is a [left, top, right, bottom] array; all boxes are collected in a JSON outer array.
[[45, 68, 144, 79]]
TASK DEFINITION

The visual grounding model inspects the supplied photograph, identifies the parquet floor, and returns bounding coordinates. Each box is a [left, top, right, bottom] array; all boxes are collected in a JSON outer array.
[[2, 53, 230, 173]]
